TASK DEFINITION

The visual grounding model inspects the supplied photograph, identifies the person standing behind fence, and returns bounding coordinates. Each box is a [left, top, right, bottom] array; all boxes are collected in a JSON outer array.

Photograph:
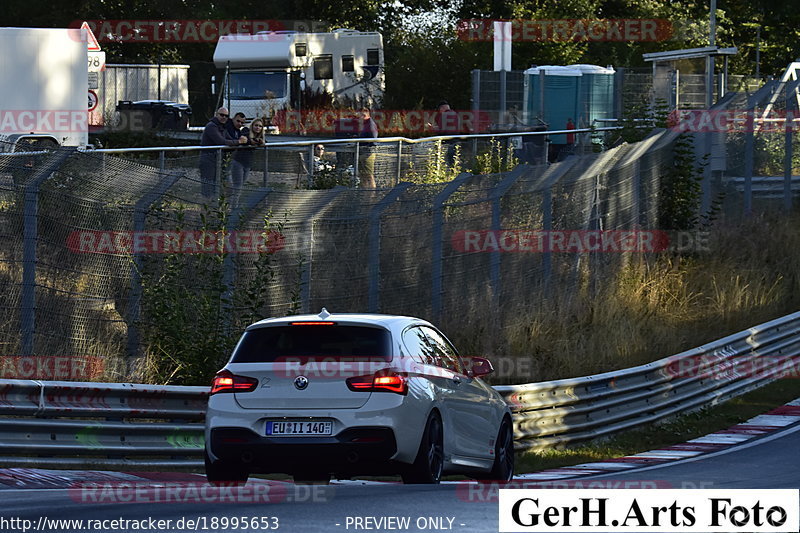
[[433, 100, 460, 165], [226, 112, 247, 141], [357, 108, 378, 188], [230, 118, 265, 207], [200, 107, 246, 199]]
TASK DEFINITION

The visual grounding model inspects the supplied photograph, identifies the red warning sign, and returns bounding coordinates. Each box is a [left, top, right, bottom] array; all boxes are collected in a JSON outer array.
[[81, 21, 101, 51]]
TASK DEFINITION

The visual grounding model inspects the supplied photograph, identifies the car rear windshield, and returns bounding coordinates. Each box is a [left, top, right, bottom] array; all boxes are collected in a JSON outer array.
[[230, 325, 392, 363]]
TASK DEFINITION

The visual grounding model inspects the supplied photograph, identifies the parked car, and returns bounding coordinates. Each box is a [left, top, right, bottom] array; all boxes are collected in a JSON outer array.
[[204, 309, 514, 484]]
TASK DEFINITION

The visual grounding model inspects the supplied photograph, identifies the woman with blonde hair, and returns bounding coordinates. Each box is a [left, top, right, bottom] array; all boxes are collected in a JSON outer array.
[[230, 118, 265, 206]]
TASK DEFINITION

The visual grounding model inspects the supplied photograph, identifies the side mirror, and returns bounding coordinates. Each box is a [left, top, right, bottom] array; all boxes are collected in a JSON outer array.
[[468, 357, 494, 378]]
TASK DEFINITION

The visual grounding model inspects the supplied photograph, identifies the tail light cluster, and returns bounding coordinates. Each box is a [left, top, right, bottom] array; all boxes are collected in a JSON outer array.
[[210, 370, 258, 395], [346, 371, 408, 395]]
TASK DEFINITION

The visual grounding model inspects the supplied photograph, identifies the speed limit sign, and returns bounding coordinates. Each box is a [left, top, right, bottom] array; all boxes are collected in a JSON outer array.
[[88, 90, 98, 112]]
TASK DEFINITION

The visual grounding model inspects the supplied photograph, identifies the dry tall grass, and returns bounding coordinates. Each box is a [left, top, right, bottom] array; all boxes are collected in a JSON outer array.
[[452, 212, 800, 384]]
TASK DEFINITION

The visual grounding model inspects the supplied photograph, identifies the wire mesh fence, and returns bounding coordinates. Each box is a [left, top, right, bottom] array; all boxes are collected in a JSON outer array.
[[0, 128, 678, 383]]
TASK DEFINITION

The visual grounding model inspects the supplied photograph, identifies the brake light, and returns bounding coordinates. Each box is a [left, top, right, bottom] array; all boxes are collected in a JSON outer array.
[[290, 321, 335, 325], [346, 372, 407, 395], [210, 370, 258, 395]]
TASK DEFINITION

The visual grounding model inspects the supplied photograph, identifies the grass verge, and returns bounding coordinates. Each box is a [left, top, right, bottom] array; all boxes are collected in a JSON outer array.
[[460, 211, 800, 384], [516, 378, 800, 473]]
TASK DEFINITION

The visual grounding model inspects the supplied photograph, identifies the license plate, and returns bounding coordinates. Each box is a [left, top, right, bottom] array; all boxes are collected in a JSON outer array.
[[266, 420, 332, 436]]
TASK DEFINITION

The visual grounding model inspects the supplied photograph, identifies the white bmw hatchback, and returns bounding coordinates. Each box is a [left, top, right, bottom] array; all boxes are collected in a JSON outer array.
[[205, 309, 514, 484]]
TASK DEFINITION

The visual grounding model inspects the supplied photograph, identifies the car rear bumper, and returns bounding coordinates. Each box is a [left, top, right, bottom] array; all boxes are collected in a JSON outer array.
[[209, 426, 399, 475]]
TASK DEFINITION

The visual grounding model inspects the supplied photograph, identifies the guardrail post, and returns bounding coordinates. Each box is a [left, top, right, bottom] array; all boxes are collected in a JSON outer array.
[[21, 149, 76, 357], [128, 171, 183, 371], [432, 173, 472, 322], [368, 183, 411, 313]]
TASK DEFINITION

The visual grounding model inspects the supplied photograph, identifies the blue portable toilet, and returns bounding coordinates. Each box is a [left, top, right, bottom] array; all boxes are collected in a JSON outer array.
[[569, 64, 616, 128], [523, 64, 615, 144]]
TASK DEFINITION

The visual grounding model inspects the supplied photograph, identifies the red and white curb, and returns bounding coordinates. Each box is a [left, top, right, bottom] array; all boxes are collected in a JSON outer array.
[[512, 398, 800, 482]]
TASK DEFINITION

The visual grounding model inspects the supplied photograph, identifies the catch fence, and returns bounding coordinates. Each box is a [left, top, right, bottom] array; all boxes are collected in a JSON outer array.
[[0, 128, 674, 382]]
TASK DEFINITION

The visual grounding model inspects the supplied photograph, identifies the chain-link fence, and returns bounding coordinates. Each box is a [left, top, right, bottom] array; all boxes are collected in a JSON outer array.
[[472, 68, 768, 123], [0, 127, 678, 383], [704, 74, 800, 214]]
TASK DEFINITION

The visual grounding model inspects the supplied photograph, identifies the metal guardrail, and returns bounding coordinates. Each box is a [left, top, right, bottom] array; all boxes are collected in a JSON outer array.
[[0, 380, 207, 469], [496, 311, 800, 450], [723, 176, 800, 199], [0, 311, 797, 467]]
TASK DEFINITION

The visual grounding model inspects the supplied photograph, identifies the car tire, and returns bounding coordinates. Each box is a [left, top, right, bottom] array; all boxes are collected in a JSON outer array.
[[475, 417, 514, 482], [401, 411, 444, 484], [292, 473, 332, 485], [204, 449, 249, 483]]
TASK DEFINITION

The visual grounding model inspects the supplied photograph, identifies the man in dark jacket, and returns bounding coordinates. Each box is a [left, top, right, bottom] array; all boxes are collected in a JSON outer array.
[[199, 107, 246, 199], [357, 108, 378, 188]]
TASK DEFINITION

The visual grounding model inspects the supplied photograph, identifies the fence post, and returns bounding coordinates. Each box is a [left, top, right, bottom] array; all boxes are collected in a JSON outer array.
[[127, 171, 182, 369], [215, 149, 223, 200], [743, 114, 755, 216], [20, 149, 76, 357], [537, 158, 578, 294], [263, 145, 270, 186], [299, 188, 349, 313], [500, 70, 507, 121], [368, 183, 411, 313], [431, 173, 472, 322], [701, 127, 713, 220], [396, 140, 403, 186], [221, 187, 273, 335], [158, 150, 165, 171], [490, 167, 527, 306], [354, 143, 360, 186], [541, 187, 552, 291], [307, 144, 315, 188], [785, 82, 795, 213], [471, 69, 481, 118], [633, 157, 644, 227]]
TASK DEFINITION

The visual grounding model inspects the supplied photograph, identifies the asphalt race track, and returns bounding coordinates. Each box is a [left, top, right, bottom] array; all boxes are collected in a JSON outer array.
[[0, 421, 797, 533]]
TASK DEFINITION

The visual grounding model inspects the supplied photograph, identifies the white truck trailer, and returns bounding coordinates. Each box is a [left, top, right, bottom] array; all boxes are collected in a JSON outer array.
[[213, 29, 384, 120], [0, 27, 89, 149]]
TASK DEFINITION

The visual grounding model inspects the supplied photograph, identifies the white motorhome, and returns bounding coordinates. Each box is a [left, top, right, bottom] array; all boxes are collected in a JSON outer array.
[[0, 27, 89, 149], [213, 30, 384, 120]]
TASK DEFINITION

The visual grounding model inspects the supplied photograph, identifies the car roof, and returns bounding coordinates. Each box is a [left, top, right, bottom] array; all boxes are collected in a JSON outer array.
[[247, 308, 430, 330]]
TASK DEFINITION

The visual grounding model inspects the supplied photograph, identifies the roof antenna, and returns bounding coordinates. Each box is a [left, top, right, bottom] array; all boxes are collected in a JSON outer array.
[[319, 308, 331, 319]]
